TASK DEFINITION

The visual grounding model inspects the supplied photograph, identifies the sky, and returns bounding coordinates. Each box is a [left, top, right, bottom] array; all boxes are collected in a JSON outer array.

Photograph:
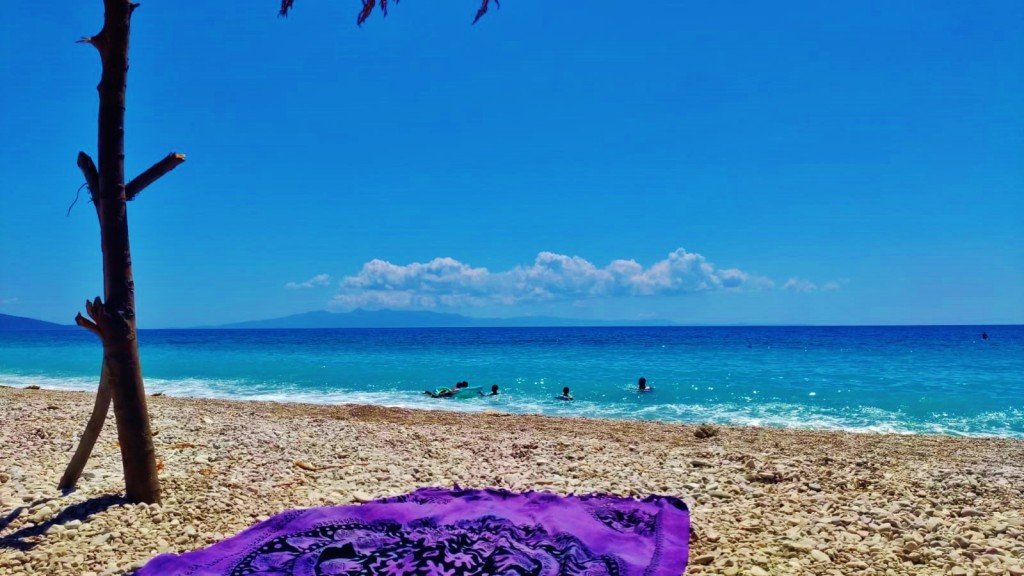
[[0, 1, 1022, 328]]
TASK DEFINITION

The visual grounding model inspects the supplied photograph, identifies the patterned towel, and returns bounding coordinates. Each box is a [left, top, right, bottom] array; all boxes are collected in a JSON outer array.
[[136, 486, 690, 575]]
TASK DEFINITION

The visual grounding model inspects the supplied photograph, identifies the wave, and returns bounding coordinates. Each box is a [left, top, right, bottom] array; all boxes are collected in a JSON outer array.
[[3, 372, 1021, 440]]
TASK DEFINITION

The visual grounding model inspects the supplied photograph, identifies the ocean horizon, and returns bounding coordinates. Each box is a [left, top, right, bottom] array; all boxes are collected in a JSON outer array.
[[2, 325, 1021, 439]]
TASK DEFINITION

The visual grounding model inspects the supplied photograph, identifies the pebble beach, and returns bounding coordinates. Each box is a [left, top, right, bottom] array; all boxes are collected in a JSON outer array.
[[1, 386, 1022, 576]]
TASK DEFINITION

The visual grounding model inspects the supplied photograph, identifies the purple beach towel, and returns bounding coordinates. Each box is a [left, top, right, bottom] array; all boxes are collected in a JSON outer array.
[[136, 486, 689, 575]]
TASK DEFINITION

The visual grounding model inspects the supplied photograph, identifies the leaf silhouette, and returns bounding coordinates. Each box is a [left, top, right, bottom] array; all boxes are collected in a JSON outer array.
[[473, 0, 499, 24], [278, 0, 498, 24], [357, 0, 377, 26]]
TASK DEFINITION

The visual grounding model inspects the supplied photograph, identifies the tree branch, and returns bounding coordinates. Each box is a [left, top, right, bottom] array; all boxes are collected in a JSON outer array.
[[85, 297, 103, 324], [125, 153, 186, 201], [76, 296, 107, 340], [58, 363, 112, 492], [77, 152, 99, 200], [75, 313, 103, 339], [76, 36, 102, 51], [76, 25, 106, 54]]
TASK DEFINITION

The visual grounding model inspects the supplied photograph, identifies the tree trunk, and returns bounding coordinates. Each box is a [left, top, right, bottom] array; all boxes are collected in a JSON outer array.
[[93, 0, 160, 503], [58, 361, 112, 491]]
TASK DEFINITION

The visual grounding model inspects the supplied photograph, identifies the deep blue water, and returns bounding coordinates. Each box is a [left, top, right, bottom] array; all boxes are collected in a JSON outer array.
[[1, 326, 1021, 438]]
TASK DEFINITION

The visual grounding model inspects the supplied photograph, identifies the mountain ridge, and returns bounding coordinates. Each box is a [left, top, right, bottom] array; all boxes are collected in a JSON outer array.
[[0, 313, 74, 331], [207, 309, 677, 329], [0, 310, 677, 330]]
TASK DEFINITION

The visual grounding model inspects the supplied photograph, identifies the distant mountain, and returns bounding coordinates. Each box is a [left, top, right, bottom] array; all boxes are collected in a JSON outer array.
[[211, 309, 675, 329], [0, 313, 74, 331]]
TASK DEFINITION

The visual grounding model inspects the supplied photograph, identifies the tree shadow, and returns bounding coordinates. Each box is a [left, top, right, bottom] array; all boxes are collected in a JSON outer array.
[[0, 506, 28, 533], [0, 494, 128, 551], [0, 495, 59, 533]]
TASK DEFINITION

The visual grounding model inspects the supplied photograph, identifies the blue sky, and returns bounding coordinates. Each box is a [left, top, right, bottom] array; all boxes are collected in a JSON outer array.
[[1, 1, 1021, 327]]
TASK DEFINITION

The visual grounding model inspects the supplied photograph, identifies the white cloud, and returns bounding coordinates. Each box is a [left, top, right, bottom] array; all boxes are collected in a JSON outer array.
[[0, 297, 17, 306], [331, 249, 772, 310], [782, 277, 818, 293], [285, 274, 331, 289], [782, 278, 845, 293]]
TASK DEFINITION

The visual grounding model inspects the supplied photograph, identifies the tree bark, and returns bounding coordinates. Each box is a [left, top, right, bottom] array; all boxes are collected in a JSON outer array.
[[92, 0, 160, 503], [126, 152, 186, 200], [58, 362, 112, 491]]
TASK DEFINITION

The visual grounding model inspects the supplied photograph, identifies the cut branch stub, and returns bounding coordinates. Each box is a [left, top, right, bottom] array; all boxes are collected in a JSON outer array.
[[85, 296, 103, 323], [76, 35, 104, 53], [125, 153, 186, 201], [77, 152, 99, 200], [75, 313, 102, 340], [76, 297, 107, 340]]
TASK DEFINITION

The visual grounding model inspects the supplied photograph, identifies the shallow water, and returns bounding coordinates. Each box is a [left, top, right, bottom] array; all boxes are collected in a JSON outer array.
[[2, 325, 1021, 438]]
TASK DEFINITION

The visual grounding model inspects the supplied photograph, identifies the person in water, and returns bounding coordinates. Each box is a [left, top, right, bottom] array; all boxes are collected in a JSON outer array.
[[559, 386, 574, 401], [638, 377, 649, 391], [425, 381, 470, 398], [478, 384, 499, 396]]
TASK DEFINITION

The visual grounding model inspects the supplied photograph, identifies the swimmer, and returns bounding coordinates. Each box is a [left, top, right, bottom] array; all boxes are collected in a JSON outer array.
[[424, 381, 470, 398]]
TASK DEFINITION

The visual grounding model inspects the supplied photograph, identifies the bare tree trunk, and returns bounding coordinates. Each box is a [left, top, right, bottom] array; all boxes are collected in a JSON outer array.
[[58, 361, 111, 491], [68, 0, 183, 503], [98, 0, 160, 504], [74, 0, 161, 504]]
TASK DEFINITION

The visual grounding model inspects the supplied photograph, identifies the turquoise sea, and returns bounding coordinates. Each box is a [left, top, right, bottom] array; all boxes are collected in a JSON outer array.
[[1, 326, 1022, 438]]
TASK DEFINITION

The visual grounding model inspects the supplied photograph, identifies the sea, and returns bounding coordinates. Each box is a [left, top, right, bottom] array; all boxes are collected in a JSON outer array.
[[1, 325, 1022, 439]]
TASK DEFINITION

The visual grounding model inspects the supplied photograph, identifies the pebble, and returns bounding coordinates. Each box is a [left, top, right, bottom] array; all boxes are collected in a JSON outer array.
[[2, 387, 1022, 576], [691, 553, 716, 565]]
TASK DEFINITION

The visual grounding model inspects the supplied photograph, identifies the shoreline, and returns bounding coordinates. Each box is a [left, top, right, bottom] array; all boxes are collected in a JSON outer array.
[[1, 386, 1022, 575], [4, 381, 1021, 442]]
